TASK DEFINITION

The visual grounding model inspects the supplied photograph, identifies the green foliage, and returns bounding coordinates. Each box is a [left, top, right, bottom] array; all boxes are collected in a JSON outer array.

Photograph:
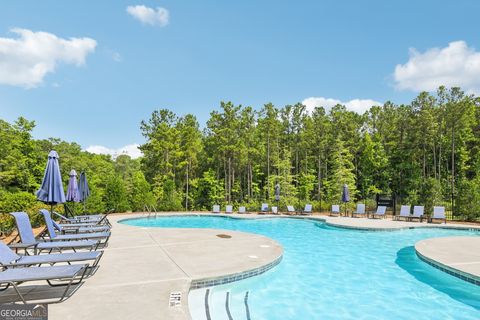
[[456, 177, 480, 221], [195, 170, 224, 210], [1, 85, 480, 227], [130, 171, 155, 211], [156, 177, 183, 211], [419, 178, 443, 216], [104, 175, 130, 212]]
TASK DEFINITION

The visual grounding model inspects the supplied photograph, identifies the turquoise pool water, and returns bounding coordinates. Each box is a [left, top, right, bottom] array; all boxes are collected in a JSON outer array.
[[121, 216, 480, 319]]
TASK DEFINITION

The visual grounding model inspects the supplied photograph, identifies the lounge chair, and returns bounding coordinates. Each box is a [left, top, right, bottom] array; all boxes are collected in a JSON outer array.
[[43, 210, 110, 234], [351, 204, 366, 217], [0, 264, 88, 304], [271, 206, 278, 214], [238, 206, 247, 214], [259, 203, 269, 214], [40, 210, 110, 245], [225, 205, 233, 214], [212, 205, 220, 214], [431, 206, 446, 224], [286, 206, 296, 215], [53, 211, 111, 228], [395, 205, 411, 221], [300, 204, 313, 215], [0, 241, 102, 275], [330, 205, 340, 217], [53, 211, 104, 223], [9, 212, 99, 253], [371, 206, 386, 219], [54, 221, 110, 234], [411, 206, 424, 222]]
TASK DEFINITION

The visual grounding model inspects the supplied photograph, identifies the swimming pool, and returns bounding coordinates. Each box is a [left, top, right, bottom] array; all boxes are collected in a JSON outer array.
[[121, 216, 480, 319]]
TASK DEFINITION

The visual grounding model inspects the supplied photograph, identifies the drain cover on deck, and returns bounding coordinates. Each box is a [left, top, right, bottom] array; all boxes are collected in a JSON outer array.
[[169, 292, 182, 307], [216, 234, 232, 239]]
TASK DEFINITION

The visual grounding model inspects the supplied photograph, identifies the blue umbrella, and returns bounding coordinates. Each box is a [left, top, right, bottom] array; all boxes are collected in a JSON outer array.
[[341, 184, 350, 216], [78, 171, 90, 212], [341, 184, 350, 202], [66, 169, 81, 202], [274, 183, 281, 202], [36, 150, 66, 211]]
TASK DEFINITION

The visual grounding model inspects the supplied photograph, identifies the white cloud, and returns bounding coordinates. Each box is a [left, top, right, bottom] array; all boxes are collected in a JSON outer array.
[[394, 41, 480, 93], [0, 28, 96, 88], [302, 97, 382, 114], [86, 144, 143, 159], [112, 52, 122, 62], [127, 5, 169, 27]]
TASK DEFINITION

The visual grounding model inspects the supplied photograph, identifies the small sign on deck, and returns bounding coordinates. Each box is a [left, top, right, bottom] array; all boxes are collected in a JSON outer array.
[[169, 292, 182, 307]]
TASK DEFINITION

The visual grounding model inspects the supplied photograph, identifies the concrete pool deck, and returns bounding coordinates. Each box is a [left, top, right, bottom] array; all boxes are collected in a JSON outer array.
[[415, 237, 480, 285], [50, 213, 283, 320], [47, 212, 479, 319]]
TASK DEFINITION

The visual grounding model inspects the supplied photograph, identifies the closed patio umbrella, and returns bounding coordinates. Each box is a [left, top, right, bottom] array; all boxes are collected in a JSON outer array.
[[66, 169, 81, 202], [36, 150, 66, 213], [78, 171, 90, 212], [342, 184, 350, 216]]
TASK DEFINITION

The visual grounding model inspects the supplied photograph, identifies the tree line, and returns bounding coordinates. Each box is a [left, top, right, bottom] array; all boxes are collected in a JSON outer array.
[[1, 86, 479, 228], [140, 87, 479, 220]]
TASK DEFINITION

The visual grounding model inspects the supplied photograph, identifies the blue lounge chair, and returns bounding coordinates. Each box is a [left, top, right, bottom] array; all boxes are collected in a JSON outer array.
[[259, 203, 269, 214], [225, 205, 233, 214], [53, 212, 110, 228], [0, 264, 88, 304], [371, 206, 386, 219], [300, 204, 313, 215], [9, 212, 99, 253], [411, 206, 424, 222], [41, 210, 110, 234], [431, 206, 446, 224], [287, 205, 296, 215], [330, 205, 340, 217], [352, 204, 366, 217], [0, 242, 102, 275], [39, 210, 110, 245], [212, 205, 220, 214], [395, 205, 411, 221]]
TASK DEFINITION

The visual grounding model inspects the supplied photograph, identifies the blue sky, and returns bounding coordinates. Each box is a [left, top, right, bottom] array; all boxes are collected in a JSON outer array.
[[1, 0, 479, 158]]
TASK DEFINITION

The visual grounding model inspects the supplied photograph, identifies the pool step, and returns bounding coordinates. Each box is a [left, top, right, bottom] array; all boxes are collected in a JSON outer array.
[[189, 288, 251, 320]]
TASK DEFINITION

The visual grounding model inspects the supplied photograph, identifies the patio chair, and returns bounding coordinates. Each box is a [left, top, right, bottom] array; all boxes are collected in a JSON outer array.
[[351, 204, 366, 217], [431, 206, 446, 224], [212, 205, 220, 214], [371, 206, 386, 219], [54, 220, 110, 234], [0, 241, 102, 275], [411, 206, 424, 222], [53, 211, 104, 223], [9, 212, 99, 254], [238, 206, 247, 214], [300, 204, 313, 215], [395, 205, 411, 221], [0, 264, 88, 304], [259, 203, 269, 214], [40, 210, 110, 245], [286, 206, 296, 215], [225, 205, 233, 214], [272, 206, 278, 214], [330, 205, 340, 217], [53, 211, 111, 228]]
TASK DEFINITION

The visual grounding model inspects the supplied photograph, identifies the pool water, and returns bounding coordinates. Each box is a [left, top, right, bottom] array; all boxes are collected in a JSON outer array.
[[121, 216, 480, 320]]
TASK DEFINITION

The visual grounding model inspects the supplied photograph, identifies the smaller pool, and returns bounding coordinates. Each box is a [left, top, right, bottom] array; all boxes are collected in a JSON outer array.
[[121, 216, 480, 320]]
